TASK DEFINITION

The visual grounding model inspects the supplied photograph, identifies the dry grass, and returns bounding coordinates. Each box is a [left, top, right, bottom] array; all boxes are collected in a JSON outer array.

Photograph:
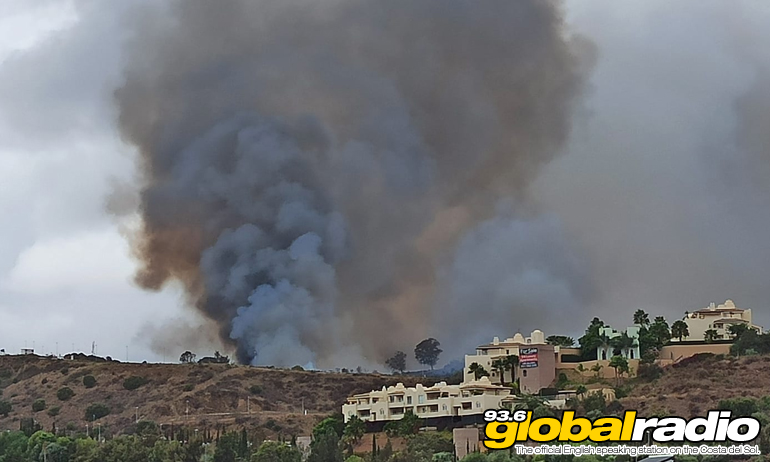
[[622, 353, 770, 417]]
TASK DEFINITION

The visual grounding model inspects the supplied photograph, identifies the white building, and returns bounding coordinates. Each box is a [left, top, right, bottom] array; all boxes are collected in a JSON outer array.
[[342, 378, 511, 423], [682, 299, 763, 341]]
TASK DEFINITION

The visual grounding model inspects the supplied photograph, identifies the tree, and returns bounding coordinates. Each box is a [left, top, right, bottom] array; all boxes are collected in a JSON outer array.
[[545, 336, 575, 347], [649, 316, 671, 346], [468, 362, 488, 380], [609, 332, 634, 356], [671, 320, 689, 341], [704, 329, 719, 343], [633, 309, 650, 327], [491, 358, 507, 386], [251, 441, 302, 462], [313, 414, 345, 440], [85, 403, 111, 421], [214, 431, 241, 462], [385, 351, 406, 374], [56, 387, 74, 401], [32, 399, 46, 412], [728, 323, 751, 339], [123, 376, 149, 390], [590, 363, 603, 379], [83, 375, 97, 388], [609, 355, 629, 386], [414, 338, 442, 370], [578, 317, 606, 360], [179, 351, 196, 363]]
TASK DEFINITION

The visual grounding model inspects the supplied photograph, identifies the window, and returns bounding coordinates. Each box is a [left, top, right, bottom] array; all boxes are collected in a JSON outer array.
[[630, 350, 634, 359], [418, 395, 425, 404], [476, 401, 481, 408], [442, 404, 447, 411], [407, 396, 412, 405], [522, 370, 528, 377], [380, 409, 384, 416]]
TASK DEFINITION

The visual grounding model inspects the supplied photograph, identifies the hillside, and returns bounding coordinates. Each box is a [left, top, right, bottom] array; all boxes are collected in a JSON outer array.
[[0, 355, 423, 437], [622, 353, 770, 417]]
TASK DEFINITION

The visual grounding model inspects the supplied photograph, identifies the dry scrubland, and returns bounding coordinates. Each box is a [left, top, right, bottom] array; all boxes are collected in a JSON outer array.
[[1, 352, 767, 438], [0, 355, 423, 437]]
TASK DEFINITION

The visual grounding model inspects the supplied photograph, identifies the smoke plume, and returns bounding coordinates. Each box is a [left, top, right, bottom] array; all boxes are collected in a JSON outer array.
[[116, 0, 592, 367]]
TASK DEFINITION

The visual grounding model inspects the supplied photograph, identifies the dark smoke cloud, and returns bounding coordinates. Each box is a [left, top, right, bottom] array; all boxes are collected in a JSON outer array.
[[116, 0, 591, 367], [531, 1, 770, 334]]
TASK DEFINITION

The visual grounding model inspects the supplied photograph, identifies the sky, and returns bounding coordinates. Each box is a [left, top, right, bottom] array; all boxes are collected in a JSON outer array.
[[0, 0, 769, 365]]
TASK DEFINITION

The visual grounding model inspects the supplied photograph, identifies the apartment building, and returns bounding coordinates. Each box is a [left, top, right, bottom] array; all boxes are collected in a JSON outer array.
[[682, 299, 763, 341], [342, 378, 511, 423], [463, 330, 556, 394]]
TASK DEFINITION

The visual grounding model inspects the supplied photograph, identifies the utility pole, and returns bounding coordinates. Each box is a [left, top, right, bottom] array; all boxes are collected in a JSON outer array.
[[86, 424, 89, 438], [185, 400, 189, 423], [247, 396, 250, 415], [135, 407, 139, 423]]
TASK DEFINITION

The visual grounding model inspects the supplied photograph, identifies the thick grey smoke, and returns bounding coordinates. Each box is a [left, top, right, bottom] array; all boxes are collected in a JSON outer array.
[[116, 0, 591, 367]]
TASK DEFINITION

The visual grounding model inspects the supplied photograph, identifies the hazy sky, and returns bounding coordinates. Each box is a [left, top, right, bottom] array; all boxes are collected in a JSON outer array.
[[1, 0, 769, 364]]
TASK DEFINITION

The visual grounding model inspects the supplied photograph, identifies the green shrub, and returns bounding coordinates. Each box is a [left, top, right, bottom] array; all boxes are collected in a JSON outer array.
[[637, 363, 663, 381], [264, 419, 282, 431], [249, 385, 263, 395], [123, 376, 149, 390], [291, 365, 304, 371], [83, 375, 97, 388], [47, 406, 60, 417], [85, 403, 110, 421], [56, 387, 75, 401], [32, 399, 46, 412], [182, 383, 194, 392], [582, 391, 607, 413]]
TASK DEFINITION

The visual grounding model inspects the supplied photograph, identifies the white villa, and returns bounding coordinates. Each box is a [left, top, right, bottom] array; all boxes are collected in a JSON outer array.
[[681, 299, 763, 341], [596, 326, 640, 361]]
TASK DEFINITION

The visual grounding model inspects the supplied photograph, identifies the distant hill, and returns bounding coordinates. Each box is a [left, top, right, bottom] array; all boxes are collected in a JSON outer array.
[[0, 355, 423, 437]]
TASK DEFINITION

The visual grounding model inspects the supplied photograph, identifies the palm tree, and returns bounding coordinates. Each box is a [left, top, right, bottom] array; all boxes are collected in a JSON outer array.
[[727, 323, 750, 339], [590, 363, 603, 379], [704, 329, 719, 343], [468, 362, 488, 380], [671, 320, 690, 341], [633, 309, 650, 327], [505, 355, 519, 386], [491, 358, 507, 386]]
